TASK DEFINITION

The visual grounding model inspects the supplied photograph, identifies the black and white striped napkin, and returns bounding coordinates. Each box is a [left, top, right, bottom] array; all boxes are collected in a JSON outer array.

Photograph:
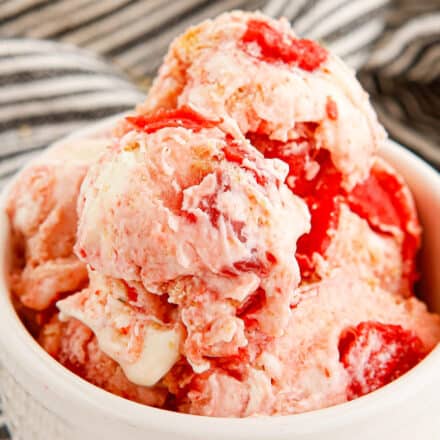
[[0, 0, 439, 438]]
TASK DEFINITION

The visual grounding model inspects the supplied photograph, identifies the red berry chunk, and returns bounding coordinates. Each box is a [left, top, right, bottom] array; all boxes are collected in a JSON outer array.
[[248, 131, 342, 277], [126, 106, 218, 134], [348, 161, 421, 291], [338, 321, 426, 399], [241, 19, 327, 71], [295, 150, 341, 276]]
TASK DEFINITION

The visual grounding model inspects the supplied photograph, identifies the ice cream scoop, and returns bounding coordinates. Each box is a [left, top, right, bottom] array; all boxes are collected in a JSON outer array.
[[141, 11, 386, 190], [136, 11, 404, 289], [61, 107, 310, 377], [6, 138, 109, 311]]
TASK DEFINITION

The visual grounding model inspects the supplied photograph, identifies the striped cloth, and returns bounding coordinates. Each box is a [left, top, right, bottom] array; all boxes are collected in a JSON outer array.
[[0, 0, 439, 437]]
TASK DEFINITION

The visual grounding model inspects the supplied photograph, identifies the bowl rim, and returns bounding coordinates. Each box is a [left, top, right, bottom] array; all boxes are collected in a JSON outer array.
[[0, 115, 439, 439]]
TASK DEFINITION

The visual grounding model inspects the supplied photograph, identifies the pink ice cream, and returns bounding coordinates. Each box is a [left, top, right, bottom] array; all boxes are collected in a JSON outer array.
[[59, 109, 310, 381], [179, 273, 440, 416], [7, 11, 440, 418], [7, 138, 109, 311], [140, 11, 386, 190], [137, 11, 417, 295]]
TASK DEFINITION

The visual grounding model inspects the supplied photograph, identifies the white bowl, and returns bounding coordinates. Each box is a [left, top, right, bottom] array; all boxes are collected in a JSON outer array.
[[0, 117, 439, 440]]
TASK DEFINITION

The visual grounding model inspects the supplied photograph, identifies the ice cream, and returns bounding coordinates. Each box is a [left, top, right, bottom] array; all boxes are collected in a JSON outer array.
[[6, 139, 107, 312], [138, 11, 419, 296], [174, 273, 439, 416], [62, 108, 310, 380], [7, 11, 440, 418], [58, 270, 183, 386], [140, 11, 386, 190]]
